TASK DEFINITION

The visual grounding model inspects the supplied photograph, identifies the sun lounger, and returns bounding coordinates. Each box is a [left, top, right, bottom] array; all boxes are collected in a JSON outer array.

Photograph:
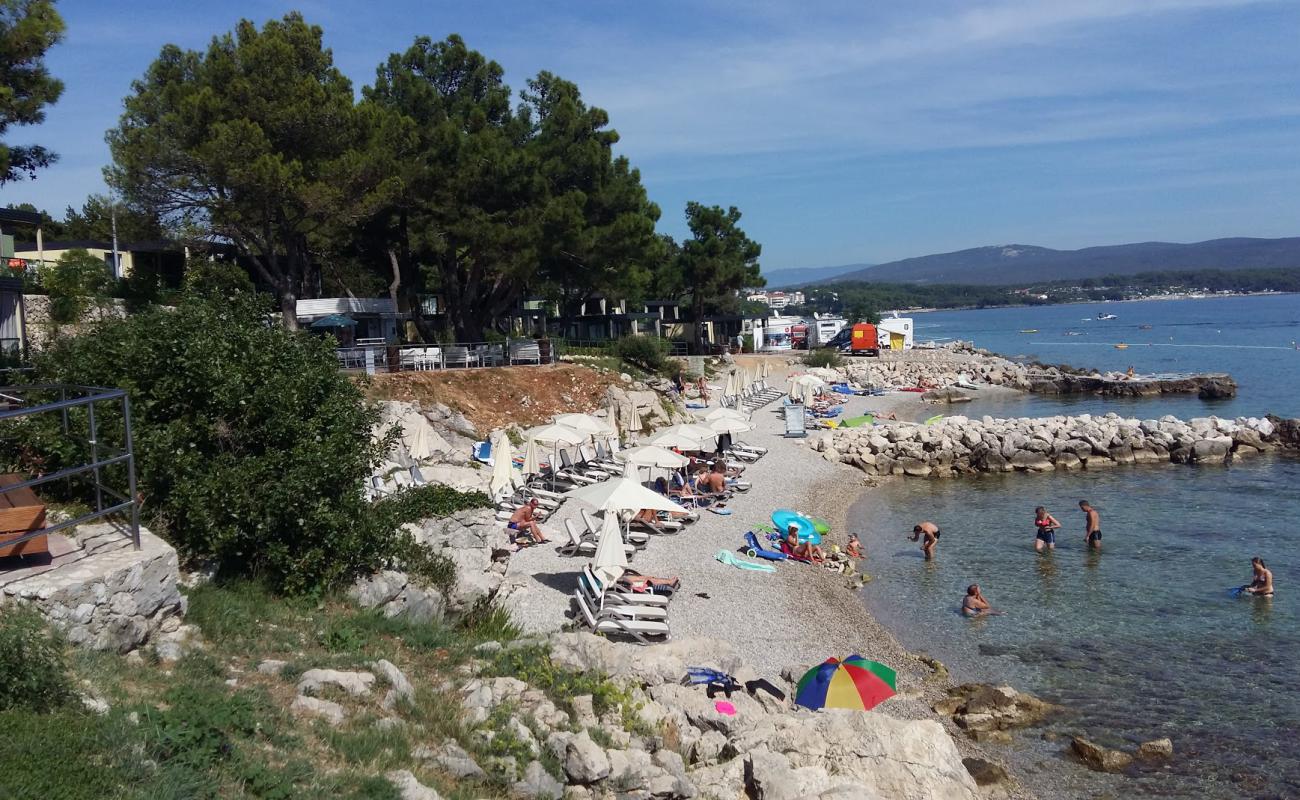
[[576, 573, 668, 619], [472, 441, 492, 464], [573, 591, 670, 645], [579, 510, 651, 545], [583, 566, 671, 607], [560, 520, 636, 558]]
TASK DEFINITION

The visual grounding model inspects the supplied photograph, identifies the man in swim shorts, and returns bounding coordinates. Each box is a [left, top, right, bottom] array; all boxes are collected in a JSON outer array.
[[910, 521, 940, 560], [1244, 557, 1274, 596], [507, 499, 548, 544], [1079, 500, 1101, 550]]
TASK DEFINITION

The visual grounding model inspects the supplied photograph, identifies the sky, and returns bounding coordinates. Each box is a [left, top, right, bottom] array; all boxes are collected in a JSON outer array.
[[3, 0, 1300, 272]]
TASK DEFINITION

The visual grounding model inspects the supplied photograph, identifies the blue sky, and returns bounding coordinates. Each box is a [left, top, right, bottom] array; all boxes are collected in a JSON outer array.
[[4, 0, 1300, 271]]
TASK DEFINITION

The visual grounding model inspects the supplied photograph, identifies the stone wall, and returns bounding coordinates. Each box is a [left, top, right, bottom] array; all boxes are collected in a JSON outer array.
[[22, 294, 128, 352], [0, 524, 184, 652], [815, 413, 1288, 478]]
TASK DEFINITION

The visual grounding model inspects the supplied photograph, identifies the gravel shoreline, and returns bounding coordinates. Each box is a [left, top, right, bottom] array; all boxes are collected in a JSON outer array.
[[500, 364, 1037, 798]]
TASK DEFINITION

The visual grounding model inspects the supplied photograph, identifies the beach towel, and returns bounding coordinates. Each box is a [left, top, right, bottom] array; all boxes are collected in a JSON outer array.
[[715, 550, 777, 572]]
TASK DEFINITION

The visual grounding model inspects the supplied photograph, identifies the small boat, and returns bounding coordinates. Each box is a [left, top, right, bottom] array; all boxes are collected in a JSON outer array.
[[1139, 324, 1153, 330], [1019, 329, 1038, 333], [1114, 343, 1129, 350], [1064, 331, 1082, 336], [1097, 313, 1118, 320]]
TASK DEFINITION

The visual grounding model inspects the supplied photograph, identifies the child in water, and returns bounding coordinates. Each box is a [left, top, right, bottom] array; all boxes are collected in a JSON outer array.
[[1033, 506, 1061, 552]]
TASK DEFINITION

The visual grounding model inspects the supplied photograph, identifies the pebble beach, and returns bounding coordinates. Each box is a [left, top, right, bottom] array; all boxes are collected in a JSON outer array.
[[500, 364, 1037, 797]]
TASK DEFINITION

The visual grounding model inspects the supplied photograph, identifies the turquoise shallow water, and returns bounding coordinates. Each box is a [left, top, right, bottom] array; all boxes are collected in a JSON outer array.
[[851, 296, 1300, 799]]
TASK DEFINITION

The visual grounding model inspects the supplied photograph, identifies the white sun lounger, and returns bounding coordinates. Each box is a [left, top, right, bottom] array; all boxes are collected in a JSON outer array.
[[573, 591, 670, 645]]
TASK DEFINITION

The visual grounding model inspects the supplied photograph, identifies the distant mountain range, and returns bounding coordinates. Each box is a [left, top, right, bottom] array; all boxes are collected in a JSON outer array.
[[786, 237, 1300, 287], [763, 263, 874, 288]]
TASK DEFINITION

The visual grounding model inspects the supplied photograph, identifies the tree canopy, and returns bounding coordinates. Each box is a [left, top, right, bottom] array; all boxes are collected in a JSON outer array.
[[0, 0, 64, 183], [106, 13, 379, 328], [676, 202, 763, 350]]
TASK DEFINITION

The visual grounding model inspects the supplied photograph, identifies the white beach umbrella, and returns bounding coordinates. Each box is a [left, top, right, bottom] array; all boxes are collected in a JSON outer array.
[[617, 445, 691, 469], [605, 400, 621, 435], [708, 416, 753, 435], [624, 401, 643, 440], [524, 423, 588, 446], [591, 512, 629, 585], [553, 413, 615, 436], [646, 429, 704, 450], [788, 374, 824, 404], [522, 437, 542, 479], [488, 431, 514, 500], [563, 475, 686, 515], [657, 423, 718, 449], [700, 406, 749, 423]]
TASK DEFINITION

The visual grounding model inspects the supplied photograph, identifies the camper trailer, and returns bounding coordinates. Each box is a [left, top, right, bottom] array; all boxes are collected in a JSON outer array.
[[876, 316, 914, 351], [807, 316, 848, 348]]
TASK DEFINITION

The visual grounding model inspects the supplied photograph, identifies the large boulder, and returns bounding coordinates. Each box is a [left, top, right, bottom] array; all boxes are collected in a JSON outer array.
[[349, 570, 446, 624], [1071, 737, 1133, 773], [408, 508, 512, 613]]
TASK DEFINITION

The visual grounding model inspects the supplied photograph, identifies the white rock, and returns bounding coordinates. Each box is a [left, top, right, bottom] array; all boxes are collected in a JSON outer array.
[[385, 769, 443, 800], [296, 668, 375, 698], [290, 695, 346, 726]]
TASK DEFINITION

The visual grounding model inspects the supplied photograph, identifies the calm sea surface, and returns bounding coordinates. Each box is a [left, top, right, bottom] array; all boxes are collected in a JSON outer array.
[[911, 293, 1300, 419], [851, 295, 1300, 799]]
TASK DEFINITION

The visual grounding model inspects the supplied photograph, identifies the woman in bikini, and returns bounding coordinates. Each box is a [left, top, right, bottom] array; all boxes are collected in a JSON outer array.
[[1033, 506, 1061, 553]]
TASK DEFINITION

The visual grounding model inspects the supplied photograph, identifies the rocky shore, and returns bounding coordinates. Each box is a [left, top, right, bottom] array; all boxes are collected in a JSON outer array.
[[816, 412, 1293, 477]]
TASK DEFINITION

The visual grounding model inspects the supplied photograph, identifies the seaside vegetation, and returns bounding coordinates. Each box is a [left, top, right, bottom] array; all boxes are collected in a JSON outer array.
[[4, 281, 488, 595], [0, 578, 646, 800]]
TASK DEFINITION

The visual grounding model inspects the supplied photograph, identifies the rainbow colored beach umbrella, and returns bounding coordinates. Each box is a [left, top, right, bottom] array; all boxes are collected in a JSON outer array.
[[795, 655, 897, 711]]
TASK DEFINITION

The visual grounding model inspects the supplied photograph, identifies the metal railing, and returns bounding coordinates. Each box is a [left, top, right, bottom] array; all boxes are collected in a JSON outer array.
[[0, 384, 141, 551], [336, 339, 551, 372]]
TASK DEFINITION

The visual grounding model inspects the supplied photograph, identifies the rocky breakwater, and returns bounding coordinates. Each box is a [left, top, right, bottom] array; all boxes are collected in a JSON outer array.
[[1026, 368, 1237, 400], [451, 633, 986, 799], [814, 413, 1288, 477], [837, 345, 1034, 392]]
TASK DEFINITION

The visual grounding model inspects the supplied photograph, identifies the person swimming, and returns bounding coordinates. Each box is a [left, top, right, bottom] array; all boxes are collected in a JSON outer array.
[[910, 521, 940, 560], [1033, 506, 1061, 552], [961, 584, 993, 617], [1243, 557, 1274, 597], [1079, 500, 1101, 550]]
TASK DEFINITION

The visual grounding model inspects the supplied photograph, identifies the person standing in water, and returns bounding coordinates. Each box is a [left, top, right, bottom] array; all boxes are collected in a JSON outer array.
[[962, 584, 994, 617], [910, 521, 940, 560], [1079, 500, 1102, 550], [1244, 557, 1274, 596], [1033, 506, 1061, 552]]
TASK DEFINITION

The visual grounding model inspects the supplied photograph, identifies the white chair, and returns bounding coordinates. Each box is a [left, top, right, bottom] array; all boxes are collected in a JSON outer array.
[[583, 565, 670, 607], [576, 573, 668, 619], [573, 591, 669, 645]]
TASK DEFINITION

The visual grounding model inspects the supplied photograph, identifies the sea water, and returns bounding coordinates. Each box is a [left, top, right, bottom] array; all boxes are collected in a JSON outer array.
[[851, 294, 1300, 799], [911, 293, 1300, 420]]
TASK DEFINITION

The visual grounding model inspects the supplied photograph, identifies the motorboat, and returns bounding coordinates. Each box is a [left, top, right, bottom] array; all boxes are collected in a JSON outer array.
[[1019, 329, 1038, 333], [1096, 313, 1118, 320], [1114, 343, 1129, 350]]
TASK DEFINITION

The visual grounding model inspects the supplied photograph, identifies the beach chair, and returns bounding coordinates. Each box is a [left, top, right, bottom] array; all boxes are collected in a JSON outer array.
[[573, 591, 670, 645], [472, 441, 492, 465], [576, 573, 668, 620], [558, 450, 604, 484], [579, 445, 621, 476], [579, 510, 650, 546], [559, 520, 635, 558], [583, 565, 671, 607]]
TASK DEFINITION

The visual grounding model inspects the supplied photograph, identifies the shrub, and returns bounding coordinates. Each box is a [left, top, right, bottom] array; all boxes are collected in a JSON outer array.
[[802, 349, 844, 369], [613, 335, 669, 373], [9, 292, 413, 594], [41, 248, 114, 324], [0, 607, 74, 713]]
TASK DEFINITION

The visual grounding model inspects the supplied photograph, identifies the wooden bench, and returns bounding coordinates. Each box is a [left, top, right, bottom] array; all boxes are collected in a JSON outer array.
[[0, 473, 48, 558]]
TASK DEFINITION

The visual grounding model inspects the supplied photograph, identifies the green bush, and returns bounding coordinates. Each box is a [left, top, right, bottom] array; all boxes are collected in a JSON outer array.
[[42, 248, 114, 324], [613, 335, 669, 373], [8, 293, 416, 594], [0, 608, 75, 713], [802, 349, 844, 369]]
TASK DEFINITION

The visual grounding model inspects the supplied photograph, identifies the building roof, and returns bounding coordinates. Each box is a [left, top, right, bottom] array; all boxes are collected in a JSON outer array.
[[13, 239, 185, 253], [0, 208, 42, 226]]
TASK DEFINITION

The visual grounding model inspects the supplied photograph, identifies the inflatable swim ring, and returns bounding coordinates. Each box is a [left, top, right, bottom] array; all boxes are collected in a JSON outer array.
[[771, 509, 822, 545]]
